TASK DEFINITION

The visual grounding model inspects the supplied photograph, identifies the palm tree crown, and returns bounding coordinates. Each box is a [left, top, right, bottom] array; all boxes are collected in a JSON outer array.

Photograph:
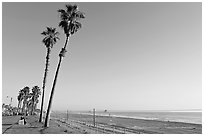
[[30, 86, 41, 115], [31, 86, 41, 100], [17, 89, 25, 114], [41, 27, 60, 48], [58, 4, 85, 37], [21, 86, 30, 114], [17, 89, 24, 101]]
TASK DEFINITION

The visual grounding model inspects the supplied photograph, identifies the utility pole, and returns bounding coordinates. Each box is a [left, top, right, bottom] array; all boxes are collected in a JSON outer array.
[[93, 108, 95, 127]]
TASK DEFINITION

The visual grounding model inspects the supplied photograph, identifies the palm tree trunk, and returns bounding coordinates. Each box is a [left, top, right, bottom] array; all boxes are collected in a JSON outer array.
[[64, 34, 69, 49], [31, 97, 35, 115], [22, 100, 25, 114], [39, 48, 51, 122], [44, 56, 62, 127], [44, 36, 69, 127], [34, 102, 37, 111], [17, 101, 20, 109], [17, 101, 20, 114], [18, 100, 22, 113], [22, 96, 28, 115]]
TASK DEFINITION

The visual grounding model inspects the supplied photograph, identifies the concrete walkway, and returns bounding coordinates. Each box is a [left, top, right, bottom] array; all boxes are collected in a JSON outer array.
[[2, 115, 21, 133], [2, 115, 73, 134]]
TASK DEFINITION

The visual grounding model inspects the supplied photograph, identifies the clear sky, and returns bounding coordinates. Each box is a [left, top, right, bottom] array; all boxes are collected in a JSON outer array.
[[2, 2, 202, 111]]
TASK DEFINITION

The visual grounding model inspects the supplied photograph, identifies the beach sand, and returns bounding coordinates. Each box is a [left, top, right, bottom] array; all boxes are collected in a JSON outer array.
[[2, 113, 202, 134]]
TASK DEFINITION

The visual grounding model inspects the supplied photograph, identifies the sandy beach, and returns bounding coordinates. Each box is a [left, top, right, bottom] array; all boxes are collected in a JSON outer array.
[[2, 113, 202, 134]]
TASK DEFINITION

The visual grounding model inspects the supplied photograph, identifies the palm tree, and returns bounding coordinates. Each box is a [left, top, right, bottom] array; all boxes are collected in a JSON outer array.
[[27, 99, 33, 114], [39, 27, 60, 122], [44, 4, 85, 127], [17, 89, 24, 114], [31, 86, 41, 115], [21, 86, 30, 115]]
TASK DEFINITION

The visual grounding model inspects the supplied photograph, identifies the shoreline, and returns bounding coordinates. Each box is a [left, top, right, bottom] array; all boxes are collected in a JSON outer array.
[[70, 111, 202, 125]]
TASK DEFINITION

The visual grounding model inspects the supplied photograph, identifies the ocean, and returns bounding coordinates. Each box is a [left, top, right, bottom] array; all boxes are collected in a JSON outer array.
[[76, 111, 202, 124]]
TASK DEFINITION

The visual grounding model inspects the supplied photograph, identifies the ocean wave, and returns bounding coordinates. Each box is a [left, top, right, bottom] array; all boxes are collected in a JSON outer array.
[[79, 112, 202, 124]]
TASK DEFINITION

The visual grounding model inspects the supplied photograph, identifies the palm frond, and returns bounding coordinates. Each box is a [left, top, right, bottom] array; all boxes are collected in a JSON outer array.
[[56, 36, 60, 40], [53, 38, 57, 43], [58, 9, 68, 20], [59, 20, 68, 28], [58, 9, 66, 14], [75, 11, 85, 19], [46, 27, 52, 32], [41, 31, 47, 35], [59, 20, 69, 34], [70, 11, 85, 21], [70, 21, 82, 35], [65, 4, 75, 13], [54, 31, 60, 36], [74, 21, 82, 30], [51, 27, 56, 33], [72, 4, 78, 13]]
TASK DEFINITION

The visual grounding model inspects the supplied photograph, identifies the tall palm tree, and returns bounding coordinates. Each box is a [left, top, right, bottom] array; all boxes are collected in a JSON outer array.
[[44, 4, 85, 127], [17, 89, 24, 114], [30, 86, 41, 115], [21, 86, 30, 115], [39, 27, 60, 122]]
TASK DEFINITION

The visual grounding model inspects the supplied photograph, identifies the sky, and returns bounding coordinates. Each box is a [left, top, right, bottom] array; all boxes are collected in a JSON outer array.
[[2, 2, 202, 111]]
